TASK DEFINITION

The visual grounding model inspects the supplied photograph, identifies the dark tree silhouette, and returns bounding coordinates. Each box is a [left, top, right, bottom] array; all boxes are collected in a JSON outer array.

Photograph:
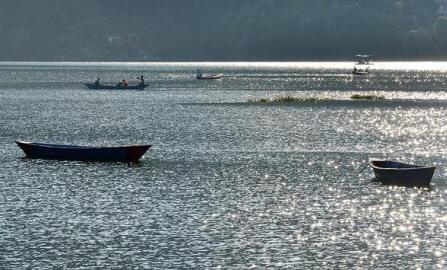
[[0, 0, 443, 61]]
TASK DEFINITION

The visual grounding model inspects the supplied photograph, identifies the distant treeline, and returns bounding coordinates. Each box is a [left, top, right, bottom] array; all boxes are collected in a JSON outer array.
[[1, 0, 446, 61]]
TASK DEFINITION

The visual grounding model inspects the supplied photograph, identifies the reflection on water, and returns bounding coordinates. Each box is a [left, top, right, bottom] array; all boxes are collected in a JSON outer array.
[[0, 62, 446, 269]]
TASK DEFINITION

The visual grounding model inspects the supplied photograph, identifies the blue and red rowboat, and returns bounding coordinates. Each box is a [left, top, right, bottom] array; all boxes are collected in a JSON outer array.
[[16, 141, 151, 162]]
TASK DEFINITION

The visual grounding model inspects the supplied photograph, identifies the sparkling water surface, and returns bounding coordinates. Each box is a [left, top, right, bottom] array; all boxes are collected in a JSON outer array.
[[0, 62, 446, 269]]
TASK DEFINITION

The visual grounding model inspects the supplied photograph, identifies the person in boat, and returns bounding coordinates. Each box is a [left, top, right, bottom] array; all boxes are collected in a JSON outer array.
[[196, 69, 202, 79], [138, 75, 145, 86], [95, 78, 100, 86], [353, 66, 358, 74], [117, 79, 127, 87]]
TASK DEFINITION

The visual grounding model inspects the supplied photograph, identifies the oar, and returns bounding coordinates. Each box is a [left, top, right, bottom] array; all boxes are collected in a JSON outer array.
[[356, 158, 376, 175], [357, 163, 369, 175]]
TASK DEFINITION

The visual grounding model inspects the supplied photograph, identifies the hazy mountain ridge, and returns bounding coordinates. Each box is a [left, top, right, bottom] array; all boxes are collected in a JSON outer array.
[[1, 0, 445, 61]]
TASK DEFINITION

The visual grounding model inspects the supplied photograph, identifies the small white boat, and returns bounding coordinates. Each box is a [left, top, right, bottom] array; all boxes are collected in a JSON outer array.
[[196, 70, 223, 80], [352, 55, 372, 76]]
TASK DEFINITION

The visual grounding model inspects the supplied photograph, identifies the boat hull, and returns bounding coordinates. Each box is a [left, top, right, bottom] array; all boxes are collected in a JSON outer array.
[[352, 71, 370, 76], [16, 141, 151, 162], [369, 160, 435, 187], [196, 74, 223, 80], [85, 83, 148, 90]]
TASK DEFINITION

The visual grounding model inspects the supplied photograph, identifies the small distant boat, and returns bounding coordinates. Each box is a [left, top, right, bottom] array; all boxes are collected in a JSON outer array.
[[16, 141, 151, 163], [352, 55, 372, 76], [196, 74, 223, 80], [85, 83, 148, 90], [369, 160, 435, 187], [196, 69, 223, 80]]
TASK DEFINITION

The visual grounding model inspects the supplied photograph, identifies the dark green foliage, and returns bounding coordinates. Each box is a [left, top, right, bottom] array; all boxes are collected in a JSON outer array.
[[250, 95, 331, 103], [351, 94, 385, 100], [434, 17, 447, 48], [0, 0, 444, 60]]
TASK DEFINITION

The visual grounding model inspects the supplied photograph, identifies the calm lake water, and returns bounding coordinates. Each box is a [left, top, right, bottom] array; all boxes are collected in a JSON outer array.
[[0, 62, 446, 269]]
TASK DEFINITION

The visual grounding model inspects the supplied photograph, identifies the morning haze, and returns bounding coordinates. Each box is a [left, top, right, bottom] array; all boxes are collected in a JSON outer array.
[[1, 0, 447, 61]]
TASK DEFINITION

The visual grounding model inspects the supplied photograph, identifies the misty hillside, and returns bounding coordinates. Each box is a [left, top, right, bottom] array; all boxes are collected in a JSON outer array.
[[1, 0, 446, 61]]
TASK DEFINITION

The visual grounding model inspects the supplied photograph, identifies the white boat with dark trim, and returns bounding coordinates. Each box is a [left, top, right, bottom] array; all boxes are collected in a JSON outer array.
[[196, 69, 223, 80], [352, 55, 372, 75]]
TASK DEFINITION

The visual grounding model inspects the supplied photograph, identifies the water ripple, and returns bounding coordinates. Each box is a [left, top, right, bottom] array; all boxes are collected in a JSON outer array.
[[0, 63, 446, 269]]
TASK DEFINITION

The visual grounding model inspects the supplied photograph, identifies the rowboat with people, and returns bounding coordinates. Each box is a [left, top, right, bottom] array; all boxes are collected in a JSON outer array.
[[85, 83, 148, 90], [86, 75, 148, 90]]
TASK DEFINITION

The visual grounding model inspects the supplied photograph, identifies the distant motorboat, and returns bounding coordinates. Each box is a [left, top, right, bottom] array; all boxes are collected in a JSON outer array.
[[196, 70, 223, 80], [196, 74, 223, 80], [352, 55, 372, 76], [16, 141, 151, 163], [85, 83, 148, 90], [352, 64, 371, 76], [369, 159, 435, 187]]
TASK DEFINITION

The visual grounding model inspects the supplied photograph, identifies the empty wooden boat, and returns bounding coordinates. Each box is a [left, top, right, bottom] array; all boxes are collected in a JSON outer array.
[[369, 159, 435, 187], [16, 141, 151, 162]]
